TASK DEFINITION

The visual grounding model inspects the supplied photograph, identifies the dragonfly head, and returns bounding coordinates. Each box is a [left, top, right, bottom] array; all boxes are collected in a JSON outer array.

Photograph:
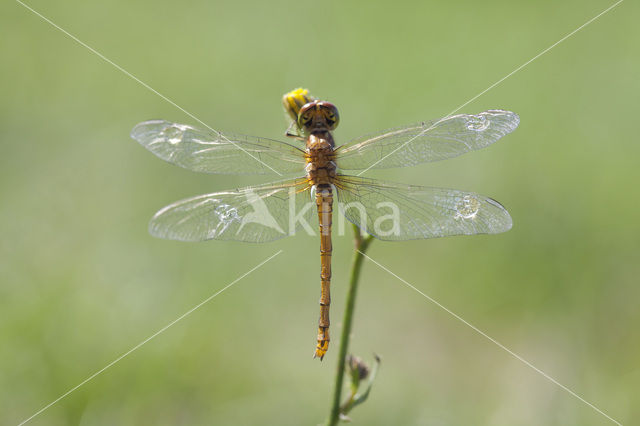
[[298, 101, 340, 133]]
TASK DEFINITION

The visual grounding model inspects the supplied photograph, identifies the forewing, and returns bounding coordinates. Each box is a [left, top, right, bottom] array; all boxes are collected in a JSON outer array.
[[131, 120, 306, 175], [336, 110, 519, 170], [149, 179, 314, 242], [335, 176, 512, 241]]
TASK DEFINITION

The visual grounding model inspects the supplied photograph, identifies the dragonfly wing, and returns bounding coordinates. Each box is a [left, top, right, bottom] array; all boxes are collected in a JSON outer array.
[[335, 175, 512, 241], [131, 120, 306, 175], [150, 178, 313, 242], [336, 110, 519, 170]]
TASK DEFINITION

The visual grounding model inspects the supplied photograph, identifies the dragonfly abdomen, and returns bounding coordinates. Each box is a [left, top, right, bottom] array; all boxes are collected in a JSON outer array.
[[314, 183, 333, 360]]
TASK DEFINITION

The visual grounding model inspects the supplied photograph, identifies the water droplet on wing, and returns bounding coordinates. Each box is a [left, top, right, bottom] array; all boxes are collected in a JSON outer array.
[[162, 124, 187, 144], [466, 114, 490, 131], [455, 195, 480, 219]]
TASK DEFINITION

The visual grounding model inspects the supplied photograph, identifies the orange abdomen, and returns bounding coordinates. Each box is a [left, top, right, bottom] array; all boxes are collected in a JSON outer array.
[[314, 184, 333, 359]]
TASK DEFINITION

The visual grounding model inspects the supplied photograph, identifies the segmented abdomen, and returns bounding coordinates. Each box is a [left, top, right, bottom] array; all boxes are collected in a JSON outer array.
[[314, 184, 333, 360]]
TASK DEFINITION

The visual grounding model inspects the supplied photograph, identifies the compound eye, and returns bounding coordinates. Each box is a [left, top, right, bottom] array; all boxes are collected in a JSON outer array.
[[321, 103, 340, 130], [297, 112, 313, 130], [297, 101, 319, 130]]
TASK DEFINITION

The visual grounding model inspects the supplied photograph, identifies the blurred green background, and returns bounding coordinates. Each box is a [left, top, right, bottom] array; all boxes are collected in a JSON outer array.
[[2, 0, 638, 424]]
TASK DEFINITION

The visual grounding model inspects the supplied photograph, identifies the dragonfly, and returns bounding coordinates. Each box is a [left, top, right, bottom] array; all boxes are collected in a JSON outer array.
[[131, 88, 519, 360]]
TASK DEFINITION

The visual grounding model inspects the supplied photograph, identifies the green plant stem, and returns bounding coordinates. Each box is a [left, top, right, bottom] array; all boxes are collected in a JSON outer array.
[[327, 225, 374, 426]]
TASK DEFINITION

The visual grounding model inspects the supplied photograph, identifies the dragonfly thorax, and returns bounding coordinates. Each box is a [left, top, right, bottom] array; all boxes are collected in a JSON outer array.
[[306, 133, 337, 186]]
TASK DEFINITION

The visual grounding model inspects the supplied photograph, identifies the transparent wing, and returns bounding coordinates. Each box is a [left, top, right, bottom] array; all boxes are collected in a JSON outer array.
[[336, 110, 519, 170], [149, 178, 314, 242], [334, 175, 512, 241], [131, 120, 306, 175]]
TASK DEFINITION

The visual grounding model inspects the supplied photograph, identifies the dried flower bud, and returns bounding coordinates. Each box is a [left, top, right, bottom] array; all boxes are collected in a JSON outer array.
[[347, 355, 370, 381]]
